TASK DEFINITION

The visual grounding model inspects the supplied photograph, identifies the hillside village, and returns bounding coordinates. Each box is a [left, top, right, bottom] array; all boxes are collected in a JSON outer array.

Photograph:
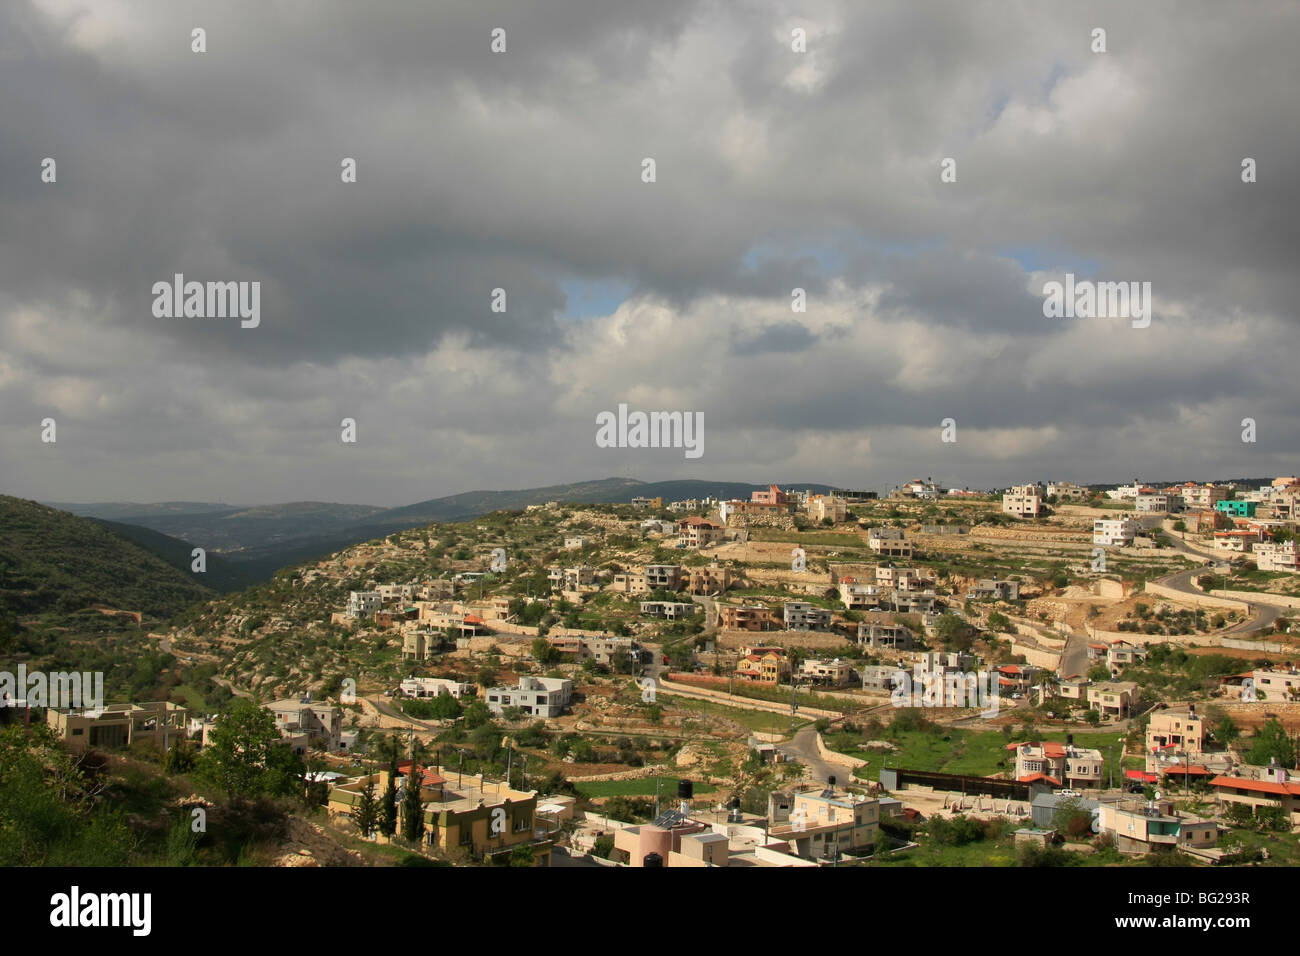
[[18, 476, 1300, 867]]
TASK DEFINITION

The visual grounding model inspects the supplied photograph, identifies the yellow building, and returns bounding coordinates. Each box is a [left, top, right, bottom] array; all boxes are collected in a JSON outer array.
[[768, 785, 880, 862], [327, 763, 552, 865], [46, 702, 190, 754]]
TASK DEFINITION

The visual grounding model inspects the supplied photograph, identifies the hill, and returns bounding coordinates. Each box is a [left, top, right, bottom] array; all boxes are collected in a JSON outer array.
[[49, 500, 238, 520], [0, 496, 216, 623], [91, 519, 262, 593], [43, 478, 842, 584]]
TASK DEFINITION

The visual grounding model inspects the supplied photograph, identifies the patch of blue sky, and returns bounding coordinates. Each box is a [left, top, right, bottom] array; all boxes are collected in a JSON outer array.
[[996, 245, 1100, 276], [558, 277, 633, 319]]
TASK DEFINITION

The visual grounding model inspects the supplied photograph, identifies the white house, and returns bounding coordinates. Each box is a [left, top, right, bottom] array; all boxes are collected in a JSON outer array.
[[1255, 539, 1300, 573], [1094, 518, 1139, 547], [347, 591, 383, 620]]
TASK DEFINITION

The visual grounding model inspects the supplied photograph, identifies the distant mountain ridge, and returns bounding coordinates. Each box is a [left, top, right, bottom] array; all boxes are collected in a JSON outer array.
[[45, 478, 841, 582]]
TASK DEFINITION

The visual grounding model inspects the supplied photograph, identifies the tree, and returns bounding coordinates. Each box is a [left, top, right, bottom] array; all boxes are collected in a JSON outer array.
[[986, 611, 1011, 633], [379, 758, 399, 838], [530, 637, 559, 665], [592, 835, 615, 859], [934, 613, 974, 652], [509, 843, 536, 866], [401, 770, 425, 843], [163, 739, 198, 774], [1215, 716, 1241, 746], [428, 692, 462, 721], [198, 698, 293, 797], [666, 643, 694, 670], [462, 699, 493, 728], [1246, 717, 1296, 768], [355, 777, 379, 838]]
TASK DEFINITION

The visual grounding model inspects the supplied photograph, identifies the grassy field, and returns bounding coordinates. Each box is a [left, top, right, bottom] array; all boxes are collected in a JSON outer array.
[[662, 694, 809, 734], [869, 836, 1021, 867], [574, 777, 718, 798], [169, 682, 208, 712], [827, 727, 1132, 785]]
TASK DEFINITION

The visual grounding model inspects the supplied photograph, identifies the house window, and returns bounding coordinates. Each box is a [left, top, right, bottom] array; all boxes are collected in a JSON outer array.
[[459, 826, 473, 845], [515, 814, 530, 832]]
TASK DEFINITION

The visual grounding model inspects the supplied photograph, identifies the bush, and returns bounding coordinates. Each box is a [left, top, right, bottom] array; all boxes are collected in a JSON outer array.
[[927, 814, 986, 847], [1018, 843, 1076, 867]]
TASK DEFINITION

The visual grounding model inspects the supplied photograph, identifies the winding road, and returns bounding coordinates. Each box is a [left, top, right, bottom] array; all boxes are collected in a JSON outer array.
[[1153, 567, 1282, 636]]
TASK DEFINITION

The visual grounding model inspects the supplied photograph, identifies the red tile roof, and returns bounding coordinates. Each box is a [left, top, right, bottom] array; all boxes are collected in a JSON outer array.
[[1018, 774, 1062, 786], [1160, 765, 1212, 777], [1208, 775, 1300, 796]]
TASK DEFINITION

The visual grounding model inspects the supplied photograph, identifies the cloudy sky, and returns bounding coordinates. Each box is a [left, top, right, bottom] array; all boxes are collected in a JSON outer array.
[[2, 0, 1297, 506]]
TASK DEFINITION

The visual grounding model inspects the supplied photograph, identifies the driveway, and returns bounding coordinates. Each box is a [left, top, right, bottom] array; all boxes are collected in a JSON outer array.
[[1058, 629, 1091, 680]]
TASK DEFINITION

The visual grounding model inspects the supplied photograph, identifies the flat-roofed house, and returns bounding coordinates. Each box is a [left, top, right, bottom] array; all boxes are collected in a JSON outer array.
[[1002, 484, 1044, 518], [1255, 540, 1300, 573], [783, 601, 833, 631], [46, 701, 190, 754]]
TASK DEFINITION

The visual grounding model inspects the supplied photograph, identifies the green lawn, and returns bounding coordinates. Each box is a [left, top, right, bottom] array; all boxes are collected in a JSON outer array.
[[575, 777, 718, 798], [170, 682, 208, 712], [826, 727, 1131, 786], [869, 836, 1021, 867]]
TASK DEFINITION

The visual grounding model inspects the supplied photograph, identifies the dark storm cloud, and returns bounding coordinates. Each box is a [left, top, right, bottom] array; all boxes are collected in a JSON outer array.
[[0, 0, 1297, 505]]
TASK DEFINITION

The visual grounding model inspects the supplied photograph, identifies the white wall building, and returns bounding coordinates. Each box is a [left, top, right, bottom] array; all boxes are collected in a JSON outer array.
[[1094, 518, 1139, 547], [1255, 540, 1300, 573], [347, 591, 383, 619], [484, 677, 574, 718]]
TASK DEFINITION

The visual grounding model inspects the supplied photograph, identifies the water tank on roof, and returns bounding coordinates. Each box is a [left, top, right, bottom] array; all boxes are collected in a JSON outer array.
[[677, 779, 694, 800]]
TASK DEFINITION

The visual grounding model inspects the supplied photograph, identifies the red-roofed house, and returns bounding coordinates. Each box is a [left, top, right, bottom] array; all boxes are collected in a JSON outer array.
[[1209, 767, 1300, 825], [1012, 740, 1105, 790]]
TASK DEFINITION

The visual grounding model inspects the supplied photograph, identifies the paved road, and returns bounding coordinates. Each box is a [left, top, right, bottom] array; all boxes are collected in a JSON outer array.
[[369, 695, 441, 732], [1059, 628, 1090, 680], [1155, 568, 1282, 635], [776, 725, 843, 787]]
